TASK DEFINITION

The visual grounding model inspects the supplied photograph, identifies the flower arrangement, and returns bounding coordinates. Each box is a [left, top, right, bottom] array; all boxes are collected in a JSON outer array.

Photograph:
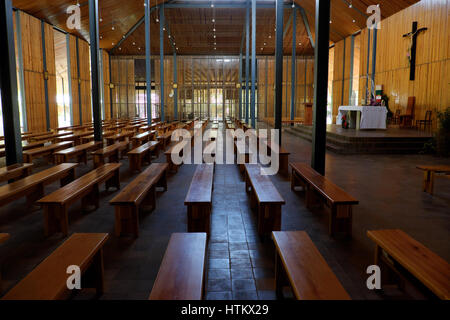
[[341, 114, 349, 129]]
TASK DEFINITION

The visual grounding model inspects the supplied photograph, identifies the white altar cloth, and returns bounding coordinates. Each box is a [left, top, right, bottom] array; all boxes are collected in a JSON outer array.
[[337, 106, 387, 130]]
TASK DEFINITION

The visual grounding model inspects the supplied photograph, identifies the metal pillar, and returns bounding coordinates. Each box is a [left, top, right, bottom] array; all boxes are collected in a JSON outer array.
[[274, 0, 284, 145], [245, 1, 250, 124], [239, 53, 243, 120], [0, 0, 23, 164], [89, 0, 102, 141], [174, 52, 178, 120], [311, 0, 330, 175], [145, 0, 152, 124], [290, 9, 297, 121], [76, 37, 83, 125], [41, 22, 51, 131], [250, 0, 256, 128], [159, 7, 165, 121]]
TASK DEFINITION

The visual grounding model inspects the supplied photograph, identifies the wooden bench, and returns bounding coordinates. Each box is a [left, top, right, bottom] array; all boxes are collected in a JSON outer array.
[[290, 162, 358, 237], [91, 144, 121, 168], [128, 141, 160, 172], [0, 163, 78, 208], [265, 141, 291, 176], [235, 141, 256, 176], [0, 163, 33, 183], [149, 233, 207, 300], [165, 141, 188, 173], [244, 164, 285, 236], [23, 141, 74, 163], [272, 231, 351, 300], [110, 163, 168, 237], [38, 163, 121, 236], [157, 132, 172, 150], [1, 233, 109, 300], [185, 164, 214, 236], [367, 229, 450, 299], [80, 134, 95, 144], [54, 141, 102, 165], [0, 140, 46, 153], [55, 131, 93, 145], [105, 132, 134, 146], [131, 131, 155, 148], [416, 165, 450, 195]]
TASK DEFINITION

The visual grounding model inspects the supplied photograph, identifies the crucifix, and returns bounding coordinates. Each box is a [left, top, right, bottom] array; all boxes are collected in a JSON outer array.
[[403, 21, 427, 81]]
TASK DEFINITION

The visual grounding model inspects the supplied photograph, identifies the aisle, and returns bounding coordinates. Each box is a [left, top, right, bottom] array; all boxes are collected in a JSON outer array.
[[205, 123, 277, 300]]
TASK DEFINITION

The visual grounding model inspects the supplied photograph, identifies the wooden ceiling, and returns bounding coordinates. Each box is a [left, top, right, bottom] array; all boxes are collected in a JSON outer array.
[[12, 0, 419, 56]]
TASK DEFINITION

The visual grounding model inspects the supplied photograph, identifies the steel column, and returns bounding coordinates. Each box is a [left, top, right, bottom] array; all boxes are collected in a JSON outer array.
[[245, 1, 250, 124], [41, 21, 51, 131], [250, 0, 256, 128], [0, 0, 23, 164], [174, 53, 178, 120], [274, 0, 284, 145], [290, 9, 297, 121], [89, 0, 102, 141], [159, 7, 165, 121], [311, 0, 330, 176], [239, 53, 243, 120], [145, 0, 152, 124]]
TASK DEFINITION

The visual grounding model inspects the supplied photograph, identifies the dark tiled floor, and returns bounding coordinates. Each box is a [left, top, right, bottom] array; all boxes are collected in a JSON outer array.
[[0, 122, 449, 300]]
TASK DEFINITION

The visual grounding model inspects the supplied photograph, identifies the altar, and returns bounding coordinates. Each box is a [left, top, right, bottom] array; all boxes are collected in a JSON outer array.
[[336, 106, 388, 130]]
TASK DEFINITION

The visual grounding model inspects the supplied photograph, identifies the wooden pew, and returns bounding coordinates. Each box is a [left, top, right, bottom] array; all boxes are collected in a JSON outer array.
[[0, 163, 33, 183], [110, 163, 168, 237], [157, 132, 172, 150], [272, 231, 350, 300], [290, 162, 359, 237], [54, 141, 102, 165], [367, 229, 450, 300], [1, 233, 109, 300], [80, 134, 95, 144], [416, 165, 450, 195], [165, 141, 188, 173], [128, 141, 160, 172], [235, 141, 256, 176], [244, 164, 285, 236], [185, 164, 214, 236], [131, 131, 155, 148], [149, 233, 207, 300], [105, 132, 134, 146], [0, 163, 78, 208], [23, 141, 74, 164], [38, 163, 121, 236], [91, 143, 121, 168], [264, 141, 291, 176], [55, 131, 93, 146]]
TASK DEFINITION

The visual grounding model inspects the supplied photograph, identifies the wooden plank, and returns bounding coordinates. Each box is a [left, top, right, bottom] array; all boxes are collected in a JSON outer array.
[[149, 233, 207, 300], [272, 231, 350, 300], [245, 164, 285, 204], [367, 229, 450, 300], [1, 233, 109, 300], [0, 233, 10, 245], [0, 163, 33, 183], [185, 164, 214, 204], [290, 162, 358, 205]]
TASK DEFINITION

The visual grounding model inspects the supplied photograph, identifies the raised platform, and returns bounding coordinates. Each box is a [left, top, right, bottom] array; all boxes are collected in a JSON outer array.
[[285, 125, 433, 154]]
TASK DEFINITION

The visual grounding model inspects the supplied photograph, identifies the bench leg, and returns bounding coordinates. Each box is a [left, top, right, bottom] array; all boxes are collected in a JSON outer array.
[[156, 170, 168, 192], [26, 183, 45, 207], [60, 168, 76, 187], [93, 155, 105, 169], [187, 204, 211, 236], [109, 150, 119, 164], [330, 205, 353, 238], [275, 252, 289, 299], [279, 155, 288, 176], [115, 205, 139, 237], [106, 169, 120, 191], [142, 186, 156, 212], [423, 171, 434, 194], [43, 204, 69, 237], [257, 203, 282, 236], [82, 248, 105, 296], [82, 185, 100, 212]]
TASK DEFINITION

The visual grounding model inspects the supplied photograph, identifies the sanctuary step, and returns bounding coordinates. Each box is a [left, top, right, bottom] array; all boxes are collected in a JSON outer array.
[[285, 125, 433, 155]]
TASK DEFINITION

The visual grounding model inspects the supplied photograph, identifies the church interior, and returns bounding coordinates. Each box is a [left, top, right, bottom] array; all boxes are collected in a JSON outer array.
[[0, 0, 448, 302]]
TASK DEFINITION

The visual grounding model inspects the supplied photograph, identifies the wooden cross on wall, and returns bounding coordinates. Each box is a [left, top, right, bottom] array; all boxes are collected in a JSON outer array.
[[403, 21, 427, 81]]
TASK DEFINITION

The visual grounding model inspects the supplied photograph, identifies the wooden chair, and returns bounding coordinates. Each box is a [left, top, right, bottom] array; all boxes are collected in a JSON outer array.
[[392, 109, 401, 125], [399, 97, 415, 128], [416, 110, 433, 131]]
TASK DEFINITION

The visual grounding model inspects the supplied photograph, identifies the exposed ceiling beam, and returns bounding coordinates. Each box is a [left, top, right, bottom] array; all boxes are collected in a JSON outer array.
[[297, 6, 314, 49]]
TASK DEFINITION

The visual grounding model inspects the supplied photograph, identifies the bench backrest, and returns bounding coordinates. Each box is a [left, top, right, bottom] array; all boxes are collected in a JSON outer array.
[[367, 229, 450, 300], [110, 163, 168, 205], [185, 164, 214, 204], [1, 233, 109, 300], [149, 233, 207, 300], [272, 231, 350, 300]]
